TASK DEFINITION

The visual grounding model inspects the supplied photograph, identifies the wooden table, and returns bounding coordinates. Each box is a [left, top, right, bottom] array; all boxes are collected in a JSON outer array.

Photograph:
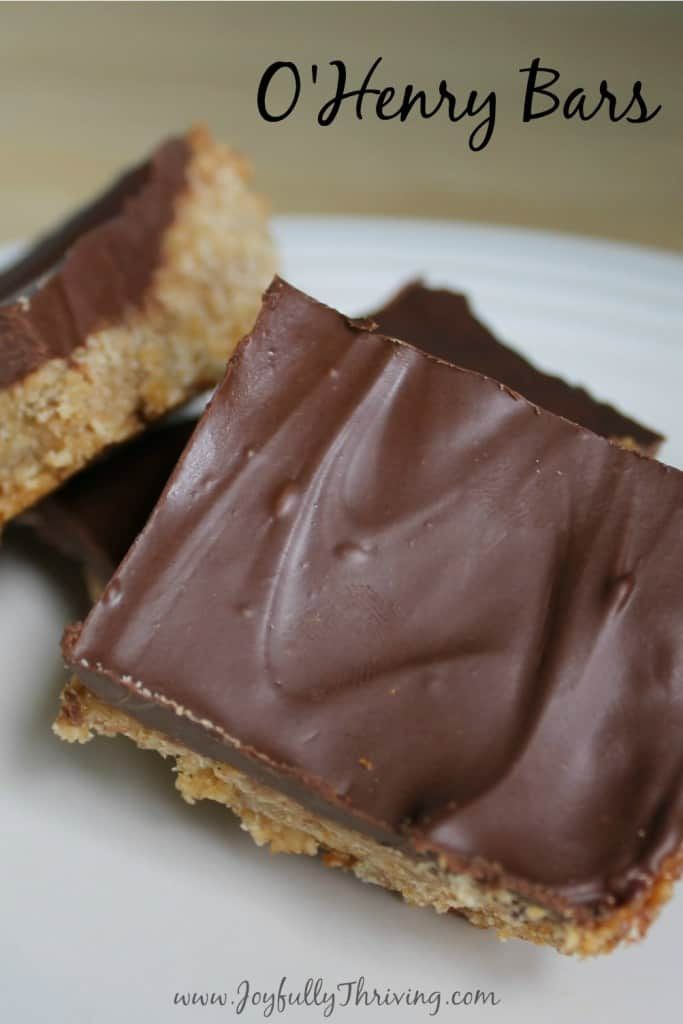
[[1, 2, 680, 250]]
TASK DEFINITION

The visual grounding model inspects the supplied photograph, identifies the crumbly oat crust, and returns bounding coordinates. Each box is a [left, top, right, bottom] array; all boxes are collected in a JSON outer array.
[[54, 679, 681, 957], [0, 127, 276, 526]]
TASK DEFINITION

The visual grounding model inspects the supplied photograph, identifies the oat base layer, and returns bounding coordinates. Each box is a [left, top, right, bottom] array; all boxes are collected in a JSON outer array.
[[54, 679, 679, 957], [0, 127, 276, 526]]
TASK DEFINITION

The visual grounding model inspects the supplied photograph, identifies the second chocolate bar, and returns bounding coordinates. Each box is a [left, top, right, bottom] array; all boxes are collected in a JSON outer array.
[[371, 282, 662, 452]]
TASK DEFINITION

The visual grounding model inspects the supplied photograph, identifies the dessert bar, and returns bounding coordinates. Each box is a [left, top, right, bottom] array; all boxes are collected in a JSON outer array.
[[57, 280, 683, 955], [0, 126, 275, 526]]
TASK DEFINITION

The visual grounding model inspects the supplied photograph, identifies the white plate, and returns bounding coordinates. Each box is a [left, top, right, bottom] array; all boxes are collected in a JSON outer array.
[[1, 219, 682, 1024]]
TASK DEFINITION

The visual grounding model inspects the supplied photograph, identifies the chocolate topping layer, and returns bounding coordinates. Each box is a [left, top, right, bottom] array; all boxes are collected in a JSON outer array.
[[20, 419, 196, 586], [0, 137, 191, 389], [65, 278, 683, 915], [371, 282, 663, 451], [26, 281, 661, 604], [25, 280, 649, 592]]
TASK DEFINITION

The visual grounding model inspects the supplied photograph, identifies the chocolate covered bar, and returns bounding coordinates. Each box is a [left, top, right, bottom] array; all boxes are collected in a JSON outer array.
[[371, 282, 662, 452], [0, 126, 275, 527], [57, 279, 683, 955], [19, 419, 196, 599]]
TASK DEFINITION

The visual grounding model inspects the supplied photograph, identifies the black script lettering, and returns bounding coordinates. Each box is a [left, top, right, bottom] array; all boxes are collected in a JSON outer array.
[[521, 58, 561, 120], [257, 61, 301, 122]]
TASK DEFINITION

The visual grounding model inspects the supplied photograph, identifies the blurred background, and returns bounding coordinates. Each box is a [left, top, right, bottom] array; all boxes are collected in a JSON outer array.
[[0, 1, 680, 250]]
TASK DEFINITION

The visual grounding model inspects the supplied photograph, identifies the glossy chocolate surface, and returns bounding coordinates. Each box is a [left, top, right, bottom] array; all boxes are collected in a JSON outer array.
[[371, 282, 662, 451], [35, 282, 660, 597], [21, 419, 196, 587], [0, 136, 190, 389], [66, 279, 683, 914]]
